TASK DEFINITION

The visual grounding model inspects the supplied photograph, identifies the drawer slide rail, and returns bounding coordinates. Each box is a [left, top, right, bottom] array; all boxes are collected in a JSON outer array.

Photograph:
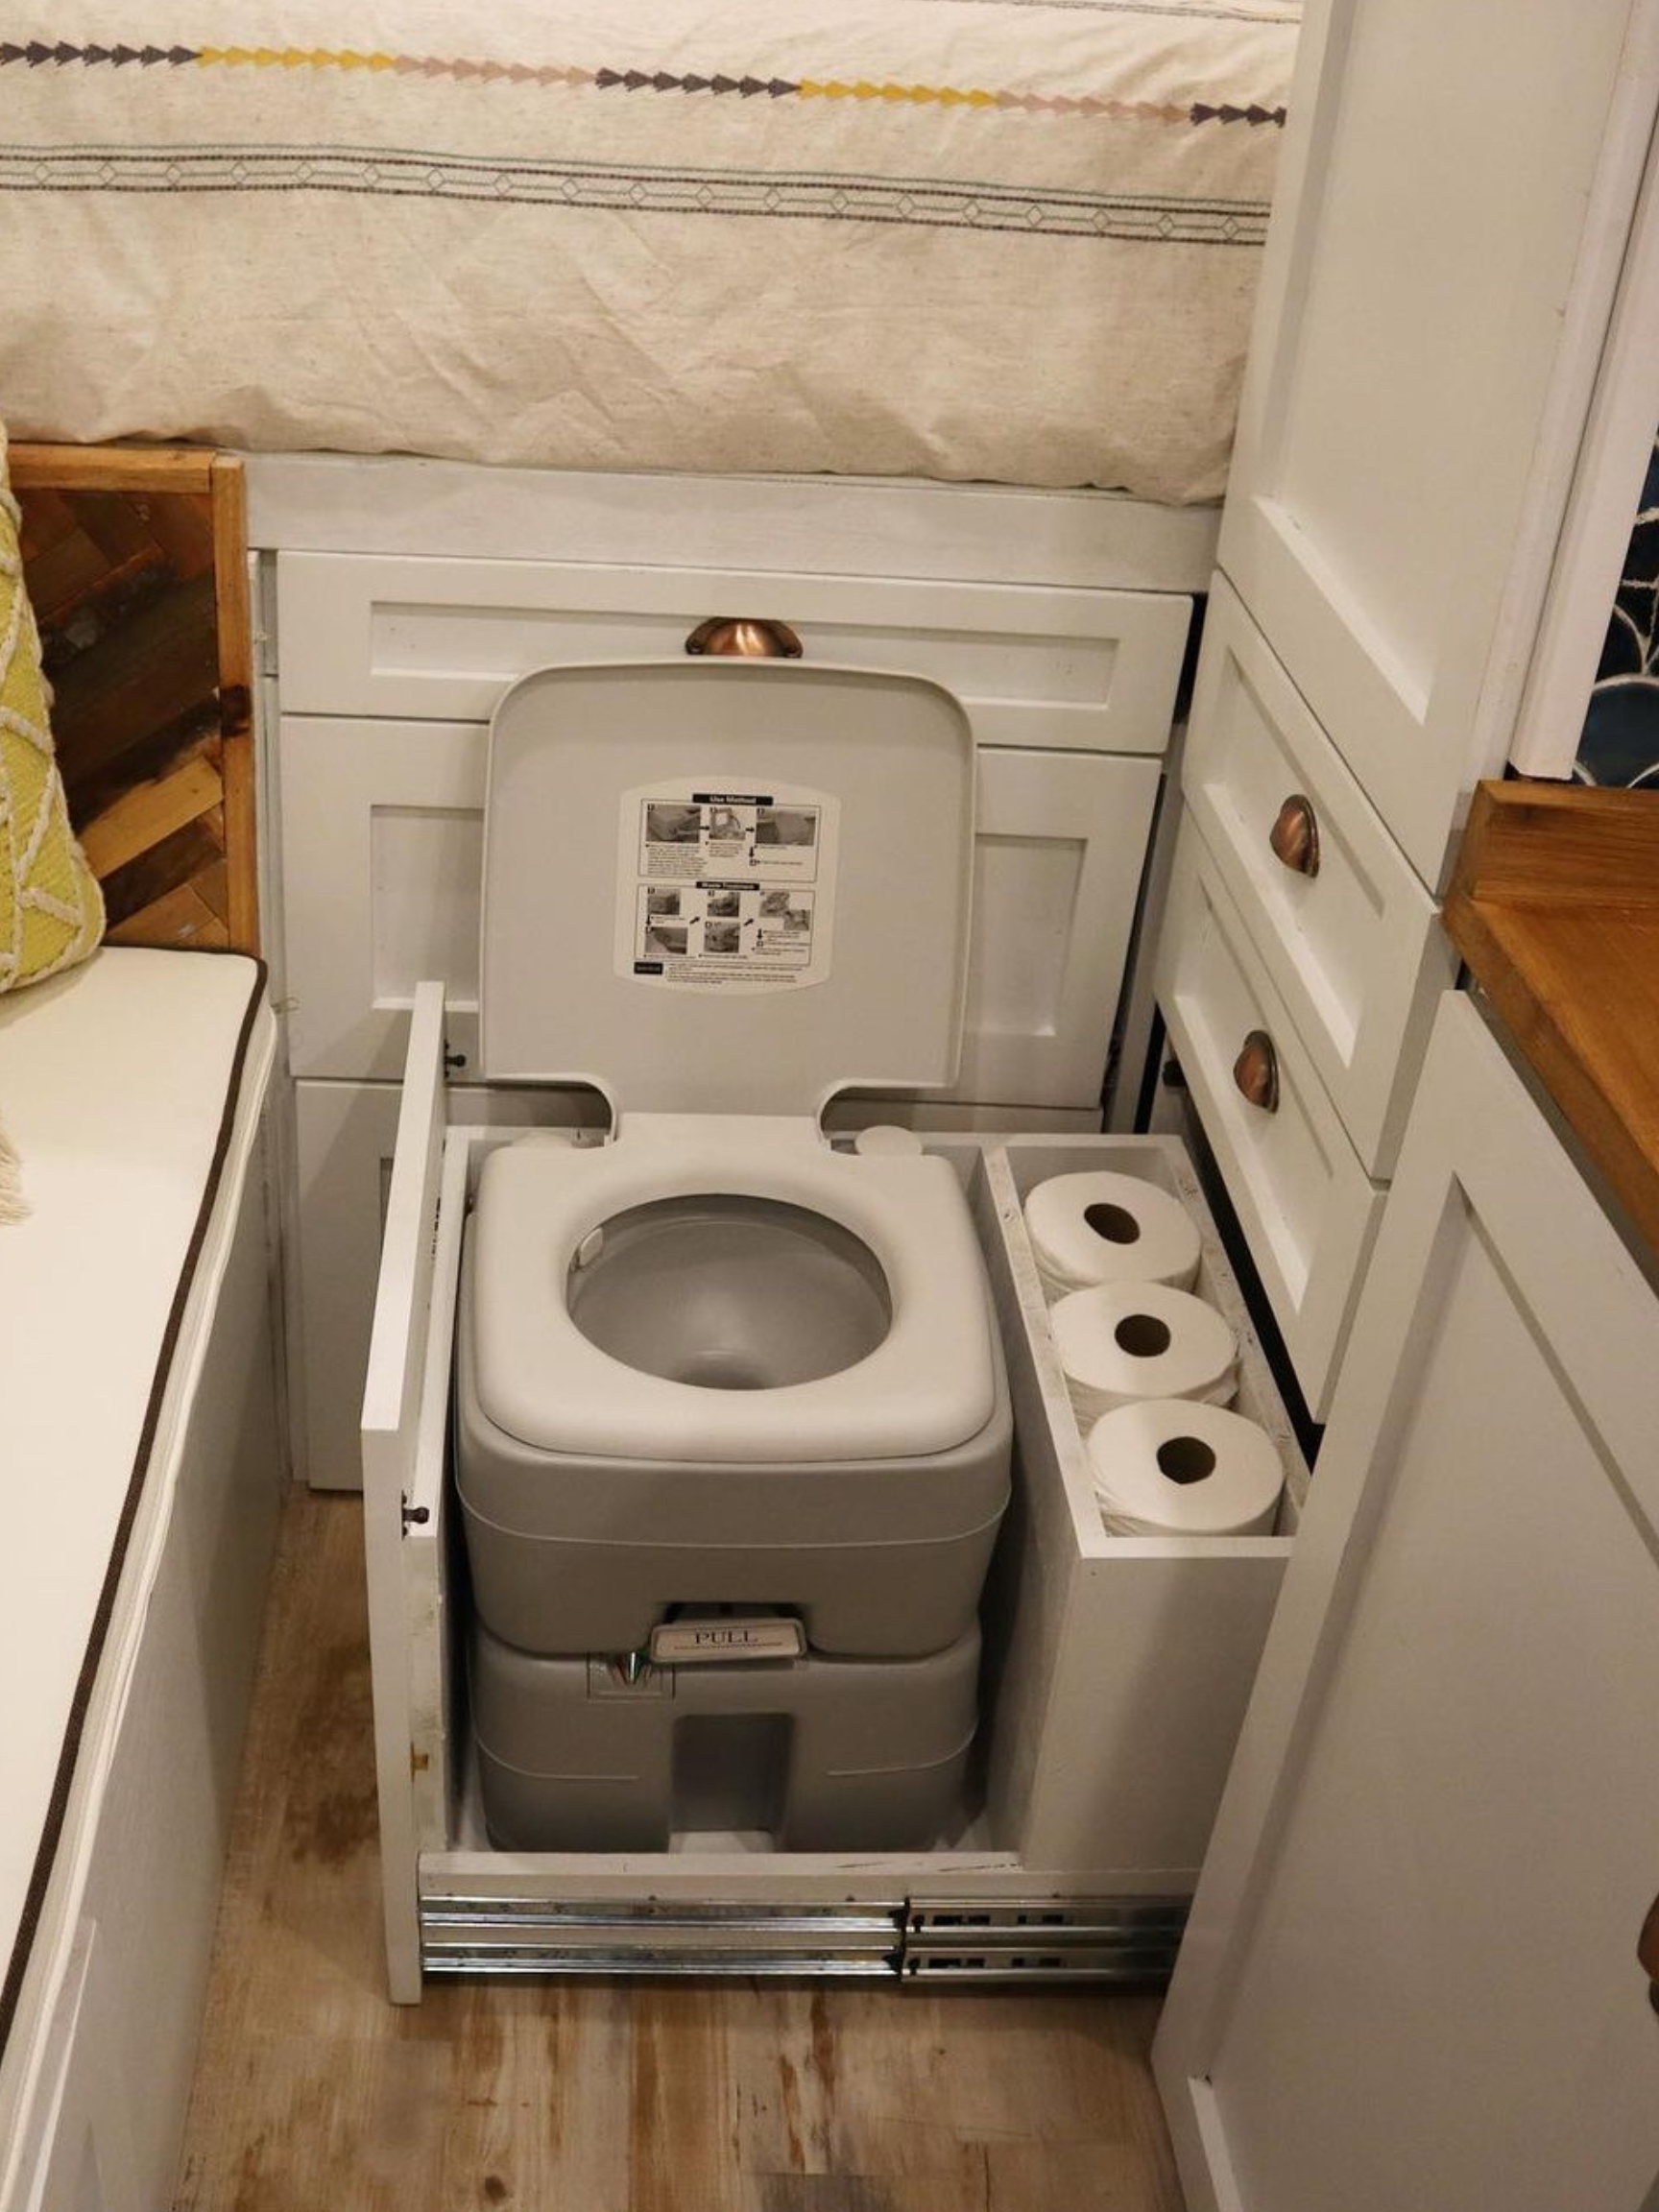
[[420, 1895, 1187, 1984]]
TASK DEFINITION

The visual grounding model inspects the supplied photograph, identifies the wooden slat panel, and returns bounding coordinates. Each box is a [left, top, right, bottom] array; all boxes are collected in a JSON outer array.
[[13, 443, 259, 952], [211, 458, 259, 952], [105, 879, 228, 949], [78, 756, 224, 878], [102, 815, 227, 927]]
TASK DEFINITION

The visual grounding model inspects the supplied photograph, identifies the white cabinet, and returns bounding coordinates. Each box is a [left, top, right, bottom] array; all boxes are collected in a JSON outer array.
[[268, 531, 1187, 1491], [1155, 992, 1659, 2211], [3, 1928, 139, 2212], [1180, 581, 1455, 1176], [1215, 0, 1655, 890], [1151, 0, 1659, 1411]]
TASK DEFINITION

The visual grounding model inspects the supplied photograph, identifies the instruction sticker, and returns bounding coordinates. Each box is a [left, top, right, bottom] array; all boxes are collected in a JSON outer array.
[[616, 781, 838, 993]]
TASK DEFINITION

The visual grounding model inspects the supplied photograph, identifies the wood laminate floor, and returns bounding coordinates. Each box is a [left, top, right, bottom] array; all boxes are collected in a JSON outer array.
[[175, 1492, 1184, 2212]]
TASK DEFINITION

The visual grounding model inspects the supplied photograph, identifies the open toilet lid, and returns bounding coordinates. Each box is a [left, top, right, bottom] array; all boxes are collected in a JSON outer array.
[[479, 660, 975, 1118]]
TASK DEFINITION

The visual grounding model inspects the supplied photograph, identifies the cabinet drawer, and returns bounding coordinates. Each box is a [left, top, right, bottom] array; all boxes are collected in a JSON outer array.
[[1155, 822, 1383, 1415], [277, 716, 1155, 1110], [1183, 580, 1457, 1175], [275, 552, 1190, 756]]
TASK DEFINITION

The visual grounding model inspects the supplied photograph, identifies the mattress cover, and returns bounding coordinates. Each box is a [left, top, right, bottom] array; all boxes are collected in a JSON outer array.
[[0, 947, 271, 2041], [0, 1, 1300, 500]]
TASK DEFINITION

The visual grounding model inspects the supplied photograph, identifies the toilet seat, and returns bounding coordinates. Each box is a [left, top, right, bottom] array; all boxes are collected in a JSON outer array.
[[469, 1117, 1000, 1466]]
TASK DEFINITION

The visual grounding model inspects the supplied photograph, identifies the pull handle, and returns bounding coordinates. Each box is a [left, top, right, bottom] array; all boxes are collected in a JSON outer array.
[[1233, 1029, 1280, 1115], [685, 616, 804, 660], [1640, 1892, 1659, 2015], [1269, 792, 1321, 878]]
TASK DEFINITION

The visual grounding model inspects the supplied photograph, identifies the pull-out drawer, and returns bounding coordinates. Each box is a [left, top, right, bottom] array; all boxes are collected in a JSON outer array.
[[277, 715, 1158, 1110], [275, 552, 1190, 757], [1155, 823, 1384, 1416], [359, 994, 1309, 1996], [1182, 580, 1457, 1175]]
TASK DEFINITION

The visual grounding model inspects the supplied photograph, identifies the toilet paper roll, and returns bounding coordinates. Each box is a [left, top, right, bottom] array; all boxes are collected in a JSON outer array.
[[1087, 1399, 1284, 1537], [1023, 1170, 1202, 1301], [1051, 1282, 1238, 1426]]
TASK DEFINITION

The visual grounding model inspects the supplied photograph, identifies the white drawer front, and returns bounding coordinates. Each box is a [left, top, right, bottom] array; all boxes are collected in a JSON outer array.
[[1155, 823, 1383, 1415], [278, 717, 1155, 1109], [1183, 579, 1456, 1175], [295, 1078, 601, 1492], [276, 552, 1190, 756]]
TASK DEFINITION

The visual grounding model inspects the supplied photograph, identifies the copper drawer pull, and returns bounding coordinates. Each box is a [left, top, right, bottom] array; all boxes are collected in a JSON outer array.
[[1640, 1892, 1659, 2015], [685, 616, 804, 660], [1269, 793, 1320, 878], [1233, 1029, 1280, 1114]]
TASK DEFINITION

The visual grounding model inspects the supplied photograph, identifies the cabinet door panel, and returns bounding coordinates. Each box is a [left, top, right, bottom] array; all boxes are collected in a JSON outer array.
[[948, 749, 1159, 1111], [1155, 994, 1659, 2211], [279, 716, 485, 1081], [276, 552, 1190, 757], [1221, 0, 1654, 884]]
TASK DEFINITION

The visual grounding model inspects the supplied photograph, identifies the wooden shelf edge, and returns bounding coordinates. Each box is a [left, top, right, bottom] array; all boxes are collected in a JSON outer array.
[[1444, 887, 1659, 1257], [1453, 778, 1659, 908], [10, 442, 218, 496]]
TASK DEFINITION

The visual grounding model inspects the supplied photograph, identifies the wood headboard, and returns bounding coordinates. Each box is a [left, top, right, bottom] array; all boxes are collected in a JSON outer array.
[[10, 443, 257, 954]]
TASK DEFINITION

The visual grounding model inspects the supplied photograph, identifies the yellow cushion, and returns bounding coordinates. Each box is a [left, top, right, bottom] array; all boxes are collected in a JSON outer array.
[[0, 421, 104, 992]]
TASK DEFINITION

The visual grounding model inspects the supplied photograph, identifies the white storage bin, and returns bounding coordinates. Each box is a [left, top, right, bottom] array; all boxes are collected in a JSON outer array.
[[977, 1136, 1307, 1882]]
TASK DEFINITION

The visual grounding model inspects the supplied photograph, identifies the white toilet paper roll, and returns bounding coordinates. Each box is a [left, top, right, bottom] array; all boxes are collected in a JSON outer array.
[[1087, 1399, 1284, 1537], [1024, 1170, 1201, 1300], [1051, 1282, 1238, 1426]]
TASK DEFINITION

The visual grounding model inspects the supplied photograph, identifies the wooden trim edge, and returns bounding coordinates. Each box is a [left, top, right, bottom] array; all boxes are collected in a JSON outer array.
[[10, 442, 219, 496], [1453, 778, 1659, 908]]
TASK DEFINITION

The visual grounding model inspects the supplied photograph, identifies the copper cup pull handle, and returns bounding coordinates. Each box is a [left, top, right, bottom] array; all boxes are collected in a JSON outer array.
[[1640, 1892, 1659, 2015], [1233, 1029, 1280, 1115], [685, 616, 804, 660], [1269, 793, 1321, 878]]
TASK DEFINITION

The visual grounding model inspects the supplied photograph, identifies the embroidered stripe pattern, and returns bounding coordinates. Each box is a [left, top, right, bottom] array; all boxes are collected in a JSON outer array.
[[0, 41, 1287, 127], [0, 143, 1272, 242]]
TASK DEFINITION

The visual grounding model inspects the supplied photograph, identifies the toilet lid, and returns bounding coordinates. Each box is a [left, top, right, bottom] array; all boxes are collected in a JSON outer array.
[[479, 660, 975, 1117]]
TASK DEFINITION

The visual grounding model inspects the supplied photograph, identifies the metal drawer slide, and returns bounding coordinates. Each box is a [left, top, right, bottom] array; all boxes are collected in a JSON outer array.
[[420, 1894, 1187, 1983]]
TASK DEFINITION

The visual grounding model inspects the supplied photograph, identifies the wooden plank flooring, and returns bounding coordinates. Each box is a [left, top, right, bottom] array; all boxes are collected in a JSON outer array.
[[175, 1493, 1183, 2212]]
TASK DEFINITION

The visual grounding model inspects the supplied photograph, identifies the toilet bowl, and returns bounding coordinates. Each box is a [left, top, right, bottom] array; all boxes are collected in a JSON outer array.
[[459, 1118, 1011, 1658], [456, 657, 1011, 1675]]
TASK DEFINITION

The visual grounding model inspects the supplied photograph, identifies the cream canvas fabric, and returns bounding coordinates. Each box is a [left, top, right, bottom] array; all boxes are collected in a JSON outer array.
[[0, 1, 1299, 498]]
